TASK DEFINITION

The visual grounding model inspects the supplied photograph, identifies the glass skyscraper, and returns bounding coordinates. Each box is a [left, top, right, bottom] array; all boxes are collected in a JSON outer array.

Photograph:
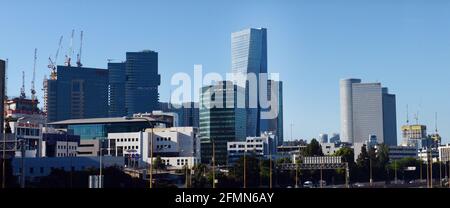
[[45, 66, 109, 122], [260, 80, 284, 146], [199, 81, 246, 165], [231, 28, 267, 137], [108, 62, 126, 117], [125, 51, 160, 115]]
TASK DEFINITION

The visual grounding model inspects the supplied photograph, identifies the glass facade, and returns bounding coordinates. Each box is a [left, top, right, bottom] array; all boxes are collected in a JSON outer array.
[[231, 28, 268, 137], [108, 62, 127, 117], [125, 51, 160, 115], [67, 122, 151, 140], [47, 66, 109, 122], [199, 81, 246, 165]]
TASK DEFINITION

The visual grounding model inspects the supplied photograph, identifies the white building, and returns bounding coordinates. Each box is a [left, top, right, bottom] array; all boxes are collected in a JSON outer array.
[[227, 133, 277, 164], [321, 142, 341, 155], [418, 148, 439, 163], [10, 117, 44, 158], [439, 144, 450, 162], [388, 146, 418, 161], [107, 127, 200, 169]]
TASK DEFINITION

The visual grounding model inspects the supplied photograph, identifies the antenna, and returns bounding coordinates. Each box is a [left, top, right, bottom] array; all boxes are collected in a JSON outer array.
[[20, 71, 26, 99], [435, 112, 438, 134], [31, 48, 37, 102], [414, 111, 419, 125]]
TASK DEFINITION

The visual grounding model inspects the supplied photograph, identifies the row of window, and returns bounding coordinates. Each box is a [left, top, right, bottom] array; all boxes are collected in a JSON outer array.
[[57, 145, 77, 150], [156, 145, 171, 149], [22, 166, 88, 174], [57, 153, 76, 157], [176, 159, 189, 166], [122, 145, 139, 150], [116, 138, 139, 142], [229, 144, 263, 148], [156, 137, 172, 141], [16, 128, 40, 137]]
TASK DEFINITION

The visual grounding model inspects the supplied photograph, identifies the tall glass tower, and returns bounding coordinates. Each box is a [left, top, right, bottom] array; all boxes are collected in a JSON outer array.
[[125, 51, 160, 115], [231, 28, 267, 137], [108, 62, 126, 117]]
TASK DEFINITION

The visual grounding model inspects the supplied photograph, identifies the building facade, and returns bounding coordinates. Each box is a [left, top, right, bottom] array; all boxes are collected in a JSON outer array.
[[260, 80, 283, 146], [231, 28, 267, 137], [44, 66, 109, 122], [108, 62, 126, 117], [227, 133, 277, 164], [340, 79, 397, 145], [0, 59, 5, 133], [125, 51, 160, 115], [199, 81, 246, 165]]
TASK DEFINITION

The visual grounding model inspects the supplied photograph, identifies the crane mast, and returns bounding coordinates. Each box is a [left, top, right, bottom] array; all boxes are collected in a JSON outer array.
[[31, 48, 37, 102], [76, 30, 83, 67], [20, 71, 26, 99], [48, 35, 63, 80], [65, 29, 75, 67]]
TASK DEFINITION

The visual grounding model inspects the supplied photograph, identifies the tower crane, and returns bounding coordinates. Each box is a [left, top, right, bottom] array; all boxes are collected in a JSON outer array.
[[31, 48, 37, 103], [76, 31, 83, 67], [65, 29, 75, 67], [20, 71, 26, 99], [48, 35, 63, 80]]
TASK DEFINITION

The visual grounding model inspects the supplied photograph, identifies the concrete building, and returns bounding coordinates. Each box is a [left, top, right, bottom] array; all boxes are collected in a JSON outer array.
[[107, 127, 200, 169], [418, 148, 439, 163], [199, 81, 246, 165], [41, 130, 80, 157], [438, 144, 450, 162], [227, 132, 277, 164], [161, 102, 199, 128], [401, 125, 427, 148], [231, 28, 267, 137], [48, 116, 170, 157], [340, 79, 397, 145], [125, 51, 161, 115], [321, 142, 341, 155], [44, 65, 109, 122], [10, 117, 44, 158]]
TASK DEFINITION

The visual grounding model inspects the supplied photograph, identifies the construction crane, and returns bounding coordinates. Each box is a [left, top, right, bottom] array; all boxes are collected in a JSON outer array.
[[76, 30, 83, 67], [31, 48, 37, 103], [65, 29, 75, 67], [48, 35, 63, 80], [20, 71, 26, 99], [4, 58, 8, 100]]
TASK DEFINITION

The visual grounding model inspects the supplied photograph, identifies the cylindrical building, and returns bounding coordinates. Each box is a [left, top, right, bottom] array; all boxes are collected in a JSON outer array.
[[339, 78, 361, 144]]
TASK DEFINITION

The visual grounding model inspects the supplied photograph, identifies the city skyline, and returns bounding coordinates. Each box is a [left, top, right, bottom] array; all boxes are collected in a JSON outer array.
[[0, 0, 449, 143]]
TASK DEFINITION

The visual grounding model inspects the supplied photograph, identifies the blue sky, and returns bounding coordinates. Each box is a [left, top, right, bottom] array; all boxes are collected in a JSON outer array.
[[1, 0, 449, 144]]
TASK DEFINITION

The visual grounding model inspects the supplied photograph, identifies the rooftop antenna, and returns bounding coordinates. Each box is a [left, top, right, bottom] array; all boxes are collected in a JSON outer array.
[[406, 104, 409, 125], [20, 71, 26, 99], [435, 112, 438, 134], [414, 111, 419, 125]]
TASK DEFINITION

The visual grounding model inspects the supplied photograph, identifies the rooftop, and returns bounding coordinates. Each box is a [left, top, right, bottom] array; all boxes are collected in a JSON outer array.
[[48, 117, 160, 125]]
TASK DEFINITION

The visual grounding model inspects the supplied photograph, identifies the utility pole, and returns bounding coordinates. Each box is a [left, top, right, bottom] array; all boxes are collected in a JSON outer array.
[[212, 140, 215, 188], [243, 150, 246, 188], [394, 160, 397, 184]]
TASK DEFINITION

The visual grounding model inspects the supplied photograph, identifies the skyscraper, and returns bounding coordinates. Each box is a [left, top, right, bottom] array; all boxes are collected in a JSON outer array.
[[0, 59, 5, 133], [382, 88, 398, 146], [231, 28, 267, 137], [340, 79, 397, 145], [260, 80, 283, 146], [108, 62, 126, 117], [45, 66, 109, 122], [125, 51, 160, 115], [199, 81, 246, 165]]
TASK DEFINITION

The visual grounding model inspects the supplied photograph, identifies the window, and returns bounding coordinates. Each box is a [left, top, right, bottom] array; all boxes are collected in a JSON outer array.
[[168, 145, 171, 148], [40, 167, 44, 174], [29, 168, 34, 174]]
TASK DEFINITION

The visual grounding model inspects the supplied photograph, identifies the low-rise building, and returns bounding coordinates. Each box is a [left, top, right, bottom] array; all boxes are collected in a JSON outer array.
[[438, 144, 450, 163], [227, 133, 277, 164], [388, 146, 418, 161]]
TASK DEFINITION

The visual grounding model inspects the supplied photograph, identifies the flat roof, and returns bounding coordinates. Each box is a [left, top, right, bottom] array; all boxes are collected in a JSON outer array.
[[48, 117, 160, 125]]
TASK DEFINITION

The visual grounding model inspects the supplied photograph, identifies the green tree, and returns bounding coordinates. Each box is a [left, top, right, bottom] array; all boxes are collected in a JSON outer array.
[[302, 139, 324, 157], [153, 156, 166, 171]]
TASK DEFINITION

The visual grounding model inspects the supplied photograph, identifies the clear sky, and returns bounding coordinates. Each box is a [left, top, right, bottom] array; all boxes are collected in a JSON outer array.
[[1, 0, 449, 144]]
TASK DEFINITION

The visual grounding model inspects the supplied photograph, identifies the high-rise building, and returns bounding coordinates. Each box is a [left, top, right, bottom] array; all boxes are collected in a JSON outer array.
[[260, 80, 283, 146], [0, 59, 5, 133], [382, 88, 398, 146], [231, 28, 267, 137], [199, 81, 246, 165], [125, 51, 160, 115], [44, 66, 109, 122], [401, 124, 427, 148], [319, 133, 329, 143], [108, 62, 126, 117], [340, 79, 397, 145]]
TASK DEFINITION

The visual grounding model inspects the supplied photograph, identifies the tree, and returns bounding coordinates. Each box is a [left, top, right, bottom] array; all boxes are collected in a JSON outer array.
[[153, 156, 166, 171], [334, 147, 354, 163], [302, 139, 324, 157]]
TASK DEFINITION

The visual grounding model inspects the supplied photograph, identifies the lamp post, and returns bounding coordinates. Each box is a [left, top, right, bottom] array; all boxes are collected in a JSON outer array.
[[124, 116, 155, 188], [2, 131, 6, 189]]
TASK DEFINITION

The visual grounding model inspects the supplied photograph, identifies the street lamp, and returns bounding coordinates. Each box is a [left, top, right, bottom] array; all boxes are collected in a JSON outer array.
[[124, 116, 155, 188]]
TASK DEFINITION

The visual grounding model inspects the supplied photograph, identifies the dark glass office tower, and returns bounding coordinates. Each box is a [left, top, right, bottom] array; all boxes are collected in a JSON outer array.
[[108, 62, 126, 117], [125, 51, 160, 115], [199, 81, 246, 165], [45, 66, 109, 122], [0, 59, 5, 133]]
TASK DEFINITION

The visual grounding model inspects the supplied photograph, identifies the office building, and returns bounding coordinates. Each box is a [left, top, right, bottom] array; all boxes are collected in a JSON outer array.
[[107, 127, 200, 169], [329, 133, 340, 143], [227, 133, 277, 164], [319, 134, 329, 143], [108, 62, 126, 117], [125, 51, 160, 115], [438, 144, 450, 163], [199, 81, 246, 165], [401, 125, 427, 148], [340, 79, 397, 145], [44, 66, 109, 122], [231, 28, 267, 137], [260, 80, 283, 146], [388, 146, 418, 161]]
